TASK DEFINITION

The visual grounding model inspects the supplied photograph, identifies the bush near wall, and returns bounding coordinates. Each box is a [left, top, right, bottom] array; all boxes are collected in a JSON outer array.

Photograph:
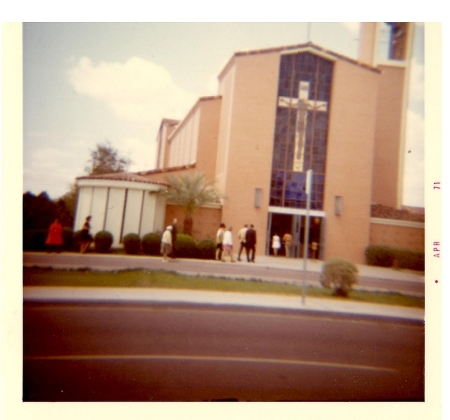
[[94, 231, 114, 254], [175, 234, 198, 258], [23, 227, 217, 261], [365, 245, 425, 271], [23, 229, 48, 251], [142, 233, 162, 256], [23, 228, 74, 251], [122, 233, 141, 255], [141, 232, 215, 259], [197, 238, 216, 260], [72, 230, 83, 251]]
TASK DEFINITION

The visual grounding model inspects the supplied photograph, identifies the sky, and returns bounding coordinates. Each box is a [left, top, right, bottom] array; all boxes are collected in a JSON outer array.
[[22, 22, 425, 206]]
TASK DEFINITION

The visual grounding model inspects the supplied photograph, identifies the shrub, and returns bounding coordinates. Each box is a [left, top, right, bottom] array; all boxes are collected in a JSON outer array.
[[320, 258, 359, 297], [365, 245, 394, 267], [122, 233, 141, 255], [72, 230, 83, 251], [62, 227, 73, 251], [142, 232, 162, 255], [399, 249, 425, 271], [197, 238, 216, 260], [94, 231, 113, 253], [366, 245, 424, 271], [23, 229, 47, 251], [174, 234, 198, 258]]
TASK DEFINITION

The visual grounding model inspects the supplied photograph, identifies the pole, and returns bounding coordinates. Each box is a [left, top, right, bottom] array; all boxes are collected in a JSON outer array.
[[302, 169, 312, 305]]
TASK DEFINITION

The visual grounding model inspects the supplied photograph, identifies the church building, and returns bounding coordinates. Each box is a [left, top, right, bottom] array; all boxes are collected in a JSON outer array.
[[74, 23, 424, 264]]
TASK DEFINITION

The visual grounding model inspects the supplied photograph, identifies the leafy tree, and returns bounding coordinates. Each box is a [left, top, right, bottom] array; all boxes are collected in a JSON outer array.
[[58, 183, 78, 221], [85, 140, 132, 176], [23, 191, 73, 231], [162, 173, 222, 236], [53, 141, 133, 223], [23, 191, 56, 230]]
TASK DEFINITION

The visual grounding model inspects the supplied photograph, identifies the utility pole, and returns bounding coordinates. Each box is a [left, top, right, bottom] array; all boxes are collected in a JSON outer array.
[[302, 169, 312, 305]]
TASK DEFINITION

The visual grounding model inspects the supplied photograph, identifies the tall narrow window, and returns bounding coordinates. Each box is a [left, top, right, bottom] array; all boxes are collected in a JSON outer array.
[[270, 52, 333, 210], [378, 22, 409, 62]]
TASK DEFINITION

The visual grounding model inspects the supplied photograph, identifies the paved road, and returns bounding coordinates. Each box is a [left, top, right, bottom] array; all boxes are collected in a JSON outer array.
[[23, 300, 424, 402], [23, 252, 425, 296]]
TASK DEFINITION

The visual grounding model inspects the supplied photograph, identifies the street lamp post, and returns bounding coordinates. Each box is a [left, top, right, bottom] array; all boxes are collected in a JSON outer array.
[[302, 169, 313, 306]]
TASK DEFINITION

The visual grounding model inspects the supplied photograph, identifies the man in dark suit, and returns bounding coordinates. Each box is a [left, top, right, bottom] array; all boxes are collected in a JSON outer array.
[[245, 224, 257, 263]]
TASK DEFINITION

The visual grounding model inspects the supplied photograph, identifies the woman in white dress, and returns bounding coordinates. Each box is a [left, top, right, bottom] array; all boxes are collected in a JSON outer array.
[[272, 233, 281, 256]]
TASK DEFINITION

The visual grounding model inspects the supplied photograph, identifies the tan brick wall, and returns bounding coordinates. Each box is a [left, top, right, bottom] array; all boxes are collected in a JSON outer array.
[[165, 205, 222, 242], [371, 65, 406, 207], [196, 97, 221, 181], [146, 45, 413, 263], [217, 51, 280, 255], [323, 59, 379, 264], [370, 223, 424, 251]]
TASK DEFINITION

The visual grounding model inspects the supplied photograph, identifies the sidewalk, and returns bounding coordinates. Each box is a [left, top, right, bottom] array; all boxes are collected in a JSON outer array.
[[242, 255, 424, 283], [26, 251, 423, 283], [24, 286, 424, 322]]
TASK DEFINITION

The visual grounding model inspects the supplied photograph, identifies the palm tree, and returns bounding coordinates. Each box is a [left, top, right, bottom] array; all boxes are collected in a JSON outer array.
[[162, 173, 222, 235]]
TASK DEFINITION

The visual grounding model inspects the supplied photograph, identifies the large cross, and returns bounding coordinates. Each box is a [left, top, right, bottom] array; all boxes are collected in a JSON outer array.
[[278, 81, 328, 172]]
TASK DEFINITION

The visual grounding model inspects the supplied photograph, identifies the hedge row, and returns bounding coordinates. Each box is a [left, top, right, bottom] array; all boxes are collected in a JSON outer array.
[[365, 245, 424, 271], [124, 233, 216, 260], [23, 228, 115, 254], [23, 228, 216, 260]]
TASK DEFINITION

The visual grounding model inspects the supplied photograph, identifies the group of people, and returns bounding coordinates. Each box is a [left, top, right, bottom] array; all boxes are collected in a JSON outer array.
[[215, 223, 257, 263], [45, 215, 93, 254], [271, 232, 294, 257], [46, 215, 305, 261]]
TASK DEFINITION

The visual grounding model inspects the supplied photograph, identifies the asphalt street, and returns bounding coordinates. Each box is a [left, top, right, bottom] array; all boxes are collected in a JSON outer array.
[[23, 300, 424, 402]]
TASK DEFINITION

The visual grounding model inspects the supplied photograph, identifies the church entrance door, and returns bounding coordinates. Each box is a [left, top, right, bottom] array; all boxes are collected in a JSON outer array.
[[267, 212, 325, 259]]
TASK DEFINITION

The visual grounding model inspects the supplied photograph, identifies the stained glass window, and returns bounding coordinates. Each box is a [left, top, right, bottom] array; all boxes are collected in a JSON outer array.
[[269, 52, 333, 210]]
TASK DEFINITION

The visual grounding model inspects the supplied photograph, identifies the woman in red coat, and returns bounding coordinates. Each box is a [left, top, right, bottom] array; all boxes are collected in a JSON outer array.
[[45, 219, 64, 253]]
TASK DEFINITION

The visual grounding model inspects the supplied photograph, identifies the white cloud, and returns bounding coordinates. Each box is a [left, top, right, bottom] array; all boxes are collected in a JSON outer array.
[[117, 137, 157, 172], [67, 56, 197, 123]]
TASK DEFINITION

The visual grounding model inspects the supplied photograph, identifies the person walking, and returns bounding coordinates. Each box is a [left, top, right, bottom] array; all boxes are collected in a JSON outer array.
[[222, 227, 236, 262], [45, 218, 64, 253], [237, 224, 248, 261], [282, 232, 294, 258], [161, 226, 173, 261], [215, 223, 226, 261], [170, 218, 178, 259], [79, 216, 93, 254], [245, 224, 257, 263], [272, 233, 281, 256]]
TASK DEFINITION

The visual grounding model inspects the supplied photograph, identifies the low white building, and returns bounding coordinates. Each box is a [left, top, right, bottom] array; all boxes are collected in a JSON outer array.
[[74, 172, 167, 247]]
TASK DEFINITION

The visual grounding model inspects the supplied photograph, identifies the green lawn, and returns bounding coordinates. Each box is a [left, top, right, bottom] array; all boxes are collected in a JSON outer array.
[[23, 267, 424, 309]]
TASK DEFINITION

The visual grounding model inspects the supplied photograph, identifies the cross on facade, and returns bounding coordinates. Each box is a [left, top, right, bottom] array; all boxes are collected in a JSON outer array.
[[278, 81, 328, 172]]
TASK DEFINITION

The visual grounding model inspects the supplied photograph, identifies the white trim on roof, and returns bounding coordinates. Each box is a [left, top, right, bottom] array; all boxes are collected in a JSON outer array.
[[76, 178, 165, 192]]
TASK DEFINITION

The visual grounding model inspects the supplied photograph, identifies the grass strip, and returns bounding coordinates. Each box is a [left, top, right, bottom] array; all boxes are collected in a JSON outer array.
[[23, 267, 424, 309]]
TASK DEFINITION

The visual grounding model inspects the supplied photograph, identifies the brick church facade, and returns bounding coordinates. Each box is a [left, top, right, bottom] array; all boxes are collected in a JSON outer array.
[[75, 23, 424, 264]]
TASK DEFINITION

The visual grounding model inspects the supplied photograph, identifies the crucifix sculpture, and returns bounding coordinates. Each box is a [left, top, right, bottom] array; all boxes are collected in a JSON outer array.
[[278, 81, 328, 172]]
